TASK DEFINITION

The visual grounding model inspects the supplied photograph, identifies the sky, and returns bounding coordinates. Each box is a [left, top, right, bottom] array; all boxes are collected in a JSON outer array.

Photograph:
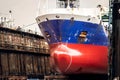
[[0, 0, 42, 35], [0, 0, 109, 36]]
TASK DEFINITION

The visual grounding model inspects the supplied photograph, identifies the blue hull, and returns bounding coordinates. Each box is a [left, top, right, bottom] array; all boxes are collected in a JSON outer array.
[[39, 19, 109, 46]]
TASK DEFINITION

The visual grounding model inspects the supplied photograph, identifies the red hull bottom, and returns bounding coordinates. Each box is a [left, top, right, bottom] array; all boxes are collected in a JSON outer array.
[[50, 43, 108, 74]]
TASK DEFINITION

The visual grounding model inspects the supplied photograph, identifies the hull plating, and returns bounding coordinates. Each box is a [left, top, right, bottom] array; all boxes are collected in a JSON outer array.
[[50, 43, 108, 74], [38, 18, 109, 74]]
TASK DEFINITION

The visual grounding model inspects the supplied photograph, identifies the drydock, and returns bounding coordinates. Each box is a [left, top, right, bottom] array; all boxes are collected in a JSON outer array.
[[0, 0, 120, 80], [0, 26, 50, 79], [0, 19, 108, 80], [0, 25, 108, 80]]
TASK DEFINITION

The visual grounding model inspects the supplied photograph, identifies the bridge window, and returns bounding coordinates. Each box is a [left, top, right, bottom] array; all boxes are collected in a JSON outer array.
[[57, 0, 80, 8]]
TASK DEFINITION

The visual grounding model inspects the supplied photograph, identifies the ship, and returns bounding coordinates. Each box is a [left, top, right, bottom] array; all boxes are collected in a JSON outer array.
[[36, 0, 109, 74]]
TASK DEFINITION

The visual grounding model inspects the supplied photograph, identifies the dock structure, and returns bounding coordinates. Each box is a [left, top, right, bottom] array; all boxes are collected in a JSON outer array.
[[111, 0, 120, 80], [0, 26, 51, 79]]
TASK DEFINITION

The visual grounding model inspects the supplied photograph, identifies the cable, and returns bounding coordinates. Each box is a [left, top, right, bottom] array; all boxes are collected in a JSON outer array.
[[22, 22, 36, 28]]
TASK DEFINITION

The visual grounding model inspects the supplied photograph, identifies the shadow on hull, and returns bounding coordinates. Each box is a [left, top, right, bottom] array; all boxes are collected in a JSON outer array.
[[67, 74, 108, 80]]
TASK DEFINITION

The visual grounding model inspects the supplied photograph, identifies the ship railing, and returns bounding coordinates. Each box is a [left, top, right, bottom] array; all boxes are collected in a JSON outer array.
[[0, 41, 50, 54]]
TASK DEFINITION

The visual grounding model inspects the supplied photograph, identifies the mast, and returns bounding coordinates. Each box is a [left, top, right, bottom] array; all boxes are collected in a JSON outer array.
[[67, 0, 70, 8]]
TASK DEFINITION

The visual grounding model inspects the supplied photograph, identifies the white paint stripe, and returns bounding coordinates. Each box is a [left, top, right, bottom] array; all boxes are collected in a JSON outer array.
[[36, 14, 100, 25]]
